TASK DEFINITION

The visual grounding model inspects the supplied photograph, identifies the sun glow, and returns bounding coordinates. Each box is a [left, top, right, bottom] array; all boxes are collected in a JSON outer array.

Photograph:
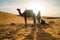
[[27, 1, 47, 16]]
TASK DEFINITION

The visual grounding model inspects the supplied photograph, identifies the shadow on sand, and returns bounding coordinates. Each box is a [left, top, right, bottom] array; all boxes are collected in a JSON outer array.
[[0, 23, 57, 40]]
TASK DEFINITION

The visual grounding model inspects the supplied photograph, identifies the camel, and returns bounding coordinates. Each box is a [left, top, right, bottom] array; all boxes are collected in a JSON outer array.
[[17, 9, 36, 26]]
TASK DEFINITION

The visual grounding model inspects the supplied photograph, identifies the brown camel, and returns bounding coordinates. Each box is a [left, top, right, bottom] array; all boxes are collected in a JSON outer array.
[[17, 9, 36, 26]]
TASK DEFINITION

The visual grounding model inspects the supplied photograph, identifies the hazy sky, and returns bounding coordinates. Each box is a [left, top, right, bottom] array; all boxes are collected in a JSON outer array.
[[0, 0, 60, 17]]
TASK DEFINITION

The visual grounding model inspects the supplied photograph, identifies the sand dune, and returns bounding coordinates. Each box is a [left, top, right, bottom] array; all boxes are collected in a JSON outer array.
[[0, 11, 24, 24], [0, 11, 60, 40]]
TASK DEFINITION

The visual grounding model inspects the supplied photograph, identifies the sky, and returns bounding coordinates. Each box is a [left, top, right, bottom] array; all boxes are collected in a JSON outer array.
[[0, 0, 60, 17]]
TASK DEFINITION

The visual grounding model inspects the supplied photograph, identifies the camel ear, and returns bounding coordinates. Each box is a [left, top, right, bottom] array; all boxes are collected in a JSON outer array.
[[17, 9, 19, 10], [17, 9, 20, 11]]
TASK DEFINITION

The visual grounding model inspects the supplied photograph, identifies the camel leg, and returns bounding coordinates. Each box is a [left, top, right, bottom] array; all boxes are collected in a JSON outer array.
[[24, 17, 27, 26], [33, 17, 36, 26]]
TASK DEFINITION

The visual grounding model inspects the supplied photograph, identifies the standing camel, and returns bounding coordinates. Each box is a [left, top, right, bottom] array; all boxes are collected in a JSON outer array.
[[17, 9, 36, 26]]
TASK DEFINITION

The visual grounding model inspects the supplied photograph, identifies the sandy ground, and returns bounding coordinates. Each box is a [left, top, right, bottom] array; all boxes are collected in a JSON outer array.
[[0, 19, 60, 40]]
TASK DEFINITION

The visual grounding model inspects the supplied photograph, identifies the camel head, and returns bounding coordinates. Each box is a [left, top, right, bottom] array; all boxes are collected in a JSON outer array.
[[17, 8, 22, 16]]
